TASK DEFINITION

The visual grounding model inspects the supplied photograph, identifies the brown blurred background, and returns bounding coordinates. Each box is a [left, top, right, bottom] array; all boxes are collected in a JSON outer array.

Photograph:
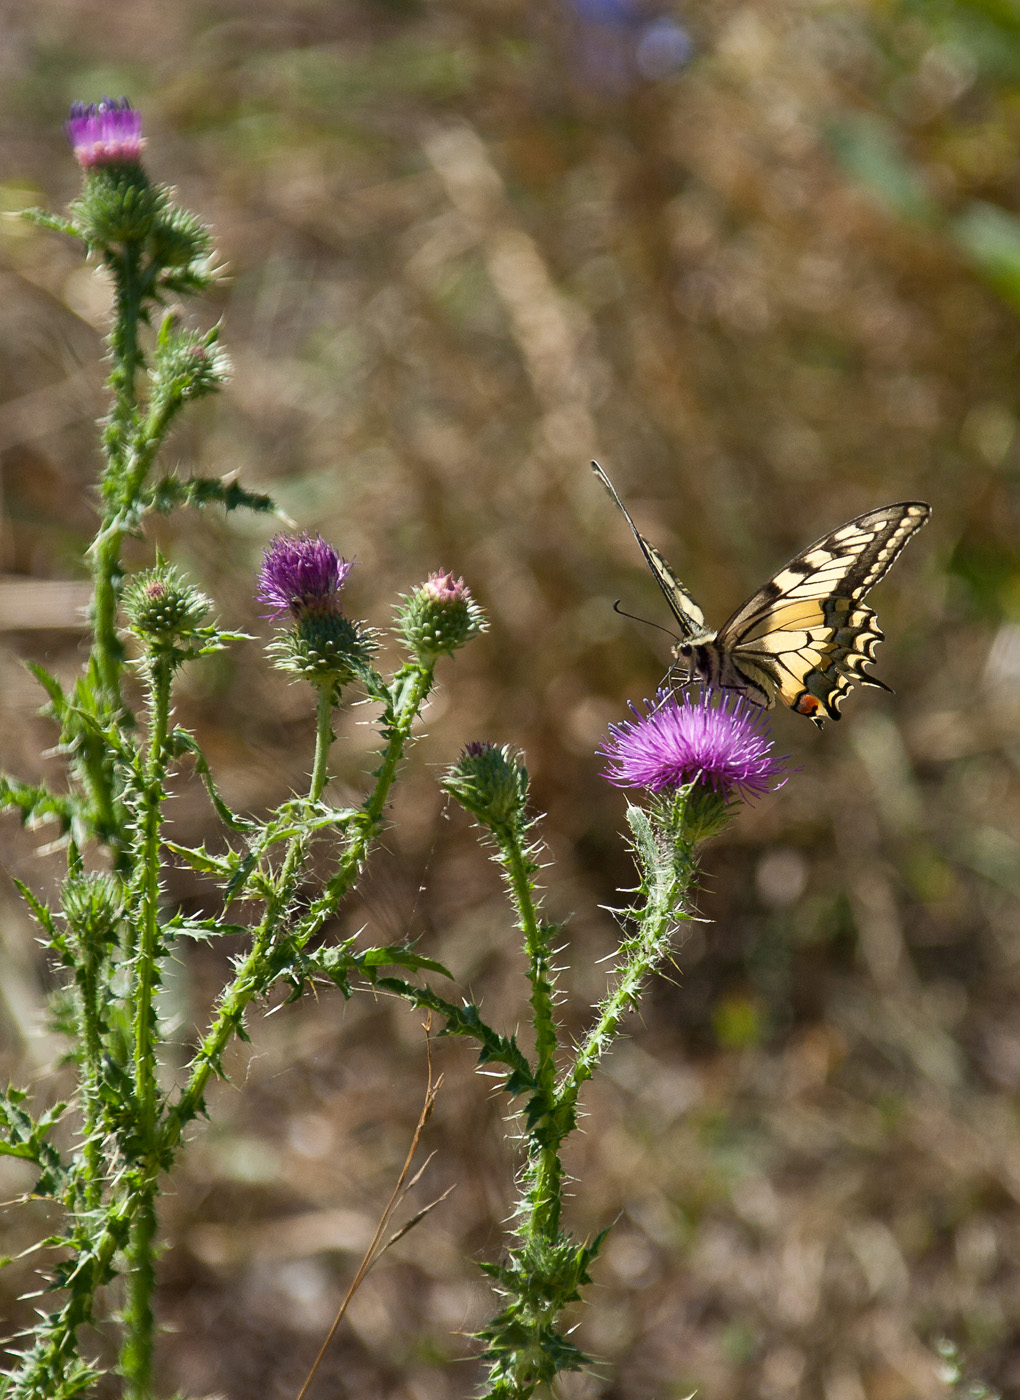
[[2, 1, 1020, 1397]]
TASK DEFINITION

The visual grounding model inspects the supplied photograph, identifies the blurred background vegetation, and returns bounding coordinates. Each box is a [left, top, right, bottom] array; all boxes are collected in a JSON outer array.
[[2, 0, 1020, 1396]]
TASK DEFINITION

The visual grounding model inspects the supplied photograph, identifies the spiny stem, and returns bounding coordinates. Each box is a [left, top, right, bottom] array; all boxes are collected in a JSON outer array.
[[122, 653, 173, 1395], [497, 823, 562, 1237], [75, 941, 106, 1213], [164, 665, 435, 1152], [313, 664, 434, 910], [120, 1188, 157, 1400]]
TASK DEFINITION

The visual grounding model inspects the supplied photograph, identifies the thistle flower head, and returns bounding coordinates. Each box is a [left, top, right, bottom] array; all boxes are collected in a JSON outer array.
[[257, 533, 374, 695], [396, 570, 487, 663], [600, 689, 788, 802], [66, 97, 144, 169], [256, 534, 352, 621]]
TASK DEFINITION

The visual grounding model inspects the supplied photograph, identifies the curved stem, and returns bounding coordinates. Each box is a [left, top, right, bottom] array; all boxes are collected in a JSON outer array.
[[165, 665, 435, 1153]]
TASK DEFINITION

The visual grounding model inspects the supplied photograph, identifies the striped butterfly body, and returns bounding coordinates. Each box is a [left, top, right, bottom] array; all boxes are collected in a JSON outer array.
[[592, 461, 931, 728]]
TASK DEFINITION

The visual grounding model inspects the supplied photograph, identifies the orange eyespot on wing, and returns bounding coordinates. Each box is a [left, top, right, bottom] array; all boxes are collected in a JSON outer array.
[[794, 694, 822, 719]]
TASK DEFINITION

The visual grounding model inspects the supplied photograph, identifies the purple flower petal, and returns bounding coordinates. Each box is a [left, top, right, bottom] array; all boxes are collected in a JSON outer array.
[[256, 534, 352, 620], [66, 97, 145, 168], [600, 689, 788, 801]]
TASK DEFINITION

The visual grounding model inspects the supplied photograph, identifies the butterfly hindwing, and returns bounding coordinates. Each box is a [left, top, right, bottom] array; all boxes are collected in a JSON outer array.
[[591, 461, 707, 641], [593, 461, 931, 727]]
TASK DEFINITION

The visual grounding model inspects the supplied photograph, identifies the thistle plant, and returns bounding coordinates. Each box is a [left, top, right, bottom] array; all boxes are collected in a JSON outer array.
[[1, 101, 790, 1400], [390, 692, 788, 1398], [0, 101, 482, 1400]]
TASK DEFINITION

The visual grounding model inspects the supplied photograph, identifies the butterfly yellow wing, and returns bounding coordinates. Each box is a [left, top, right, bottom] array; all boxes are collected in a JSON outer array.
[[711, 502, 931, 726]]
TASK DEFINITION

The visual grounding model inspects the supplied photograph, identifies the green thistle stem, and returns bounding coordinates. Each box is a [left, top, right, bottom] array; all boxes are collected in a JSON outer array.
[[310, 685, 335, 802], [121, 652, 173, 1397], [497, 823, 562, 1236], [75, 934, 106, 1214], [120, 1188, 157, 1400], [162, 798, 310, 1159], [164, 663, 435, 1154], [563, 798, 699, 1112], [310, 664, 434, 915]]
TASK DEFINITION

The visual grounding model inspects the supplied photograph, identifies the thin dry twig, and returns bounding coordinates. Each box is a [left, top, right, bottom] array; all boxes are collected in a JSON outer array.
[[294, 1024, 449, 1400]]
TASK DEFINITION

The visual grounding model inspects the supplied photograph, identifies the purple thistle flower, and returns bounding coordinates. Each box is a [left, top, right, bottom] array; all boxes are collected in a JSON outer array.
[[66, 98, 145, 169], [256, 534, 352, 621], [600, 690, 788, 802]]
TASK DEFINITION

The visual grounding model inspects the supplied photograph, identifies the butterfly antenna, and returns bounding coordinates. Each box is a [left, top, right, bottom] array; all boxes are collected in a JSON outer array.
[[612, 598, 678, 641]]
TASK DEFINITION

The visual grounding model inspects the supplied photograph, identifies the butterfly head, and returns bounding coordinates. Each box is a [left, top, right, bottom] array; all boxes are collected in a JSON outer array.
[[672, 636, 720, 688]]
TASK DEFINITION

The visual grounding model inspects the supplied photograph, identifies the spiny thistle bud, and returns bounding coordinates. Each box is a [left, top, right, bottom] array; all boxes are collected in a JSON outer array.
[[441, 742, 529, 828], [153, 322, 230, 408], [148, 204, 213, 273], [396, 571, 487, 664], [61, 871, 123, 945], [123, 564, 212, 642], [257, 534, 376, 696], [66, 98, 166, 245]]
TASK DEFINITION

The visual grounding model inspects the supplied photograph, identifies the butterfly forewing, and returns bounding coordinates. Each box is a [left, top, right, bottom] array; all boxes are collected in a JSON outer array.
[[591, 461, 708, 642], [593, 462, 931, 727]]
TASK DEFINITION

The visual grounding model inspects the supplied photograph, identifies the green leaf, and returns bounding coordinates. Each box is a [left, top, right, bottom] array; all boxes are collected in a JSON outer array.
[[162, 840, 242, 877], [0, 1087, 68, 1196], [358, 945, 452, 978], [24, 659, 70, 710], [145, 473, 278, 518], [828, 115, 938, 224], [11, 879, 56, 938], [164, 914, 249, 942], [20, 207, 85, 240], [0, 776, 75, 832]]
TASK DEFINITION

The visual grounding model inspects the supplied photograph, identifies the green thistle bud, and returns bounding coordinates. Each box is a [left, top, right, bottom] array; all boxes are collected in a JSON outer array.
[[649, 784, 731, 848], [149, 204, 213, 272], [267, 613, 378, 697], [442, 742, 529, 828], [123, 564, 212, 642], [153, 322, 230, 408], [396, 572, 487, 663], [71, 164, 168, 246], [61, 872, 123, 945]]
